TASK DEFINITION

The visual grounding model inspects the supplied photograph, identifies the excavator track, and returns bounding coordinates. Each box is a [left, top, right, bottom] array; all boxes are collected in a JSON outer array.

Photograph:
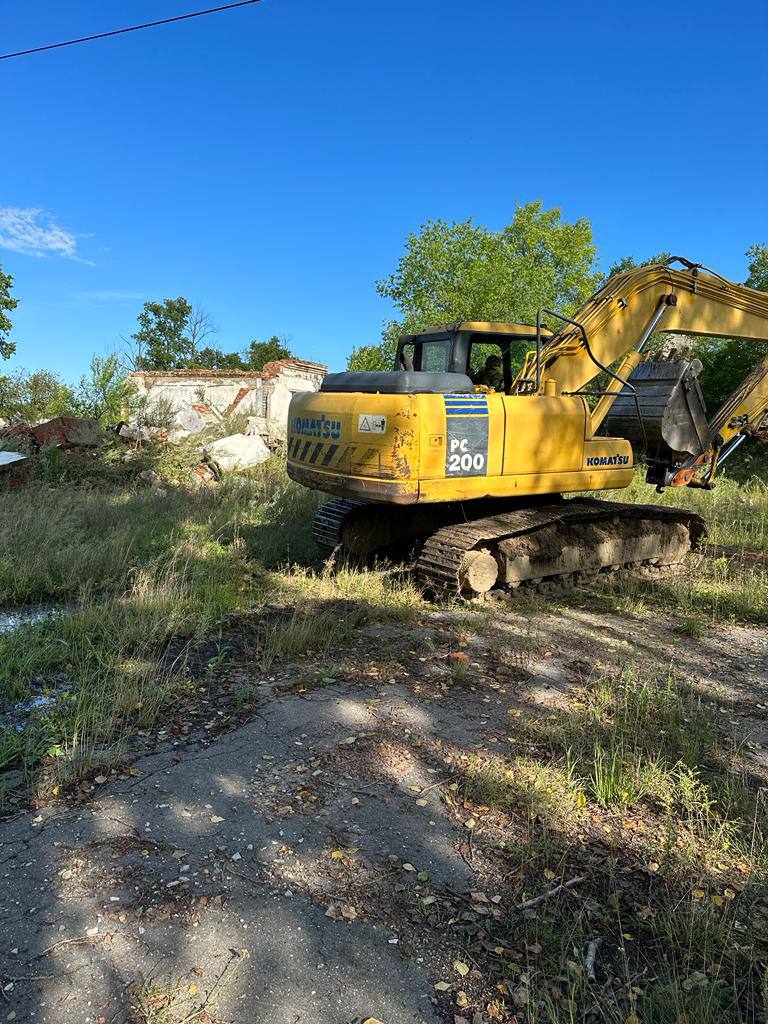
[[312, 497, 369, 551], [417, 500, 705, 596], [313, 497, 705, 597]]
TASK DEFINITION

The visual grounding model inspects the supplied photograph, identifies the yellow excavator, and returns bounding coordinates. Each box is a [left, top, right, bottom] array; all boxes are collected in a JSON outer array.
[[286, 258, 768, 595]]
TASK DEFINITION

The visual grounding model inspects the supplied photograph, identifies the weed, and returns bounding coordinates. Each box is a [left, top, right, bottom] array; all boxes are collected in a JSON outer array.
[[590, 739, 640, 807], [0, 458, 427, 806], [450, 656, 470, 682]]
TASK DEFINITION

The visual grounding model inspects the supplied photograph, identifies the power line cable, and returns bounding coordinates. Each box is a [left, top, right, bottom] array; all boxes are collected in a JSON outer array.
[[0, 0, 261, 61]]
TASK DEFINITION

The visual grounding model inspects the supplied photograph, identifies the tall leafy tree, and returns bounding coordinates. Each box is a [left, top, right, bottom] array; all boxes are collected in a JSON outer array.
[[195, 346, 249, 370], [132, 297, 194, 370], [0, 263, 19, 361], [350, 202, 601, 370], [130, 298, 293, 373], [244, 335, 293, 370], [746, 243, 768, 291], [607, 252, 671, 278]]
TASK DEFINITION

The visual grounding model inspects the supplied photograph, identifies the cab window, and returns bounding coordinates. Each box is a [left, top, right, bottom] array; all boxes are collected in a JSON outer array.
[[469, 340, 505, 392], [419, 338, 451, 372]]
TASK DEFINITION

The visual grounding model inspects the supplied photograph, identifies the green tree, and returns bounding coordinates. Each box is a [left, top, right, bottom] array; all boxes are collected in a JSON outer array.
[[746, 243, 768, 291], [350, 201, 601, 370], [132, 297, 194, 370], [607, 251, 671, 278], [73, 354, 133, 426], [0, 369, 74, 423], [347, 344, 392, 372], [195, 346, 248, 370], [0, 263, 19, 361], [244, 336, 293, 370]]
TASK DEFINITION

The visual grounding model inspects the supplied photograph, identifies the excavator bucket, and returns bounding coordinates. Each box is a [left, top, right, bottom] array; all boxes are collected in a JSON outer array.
[[603, 359, 712, 465]]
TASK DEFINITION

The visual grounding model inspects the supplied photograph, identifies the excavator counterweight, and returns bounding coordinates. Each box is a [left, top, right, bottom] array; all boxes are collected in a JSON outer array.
[[287, 259, 768, 595]]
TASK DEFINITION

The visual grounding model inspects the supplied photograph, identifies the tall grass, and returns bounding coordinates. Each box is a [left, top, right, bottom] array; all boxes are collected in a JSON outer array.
[[0, 456, 423, 805]]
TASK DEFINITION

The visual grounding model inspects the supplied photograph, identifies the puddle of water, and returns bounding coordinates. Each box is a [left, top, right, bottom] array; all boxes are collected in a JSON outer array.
[[0, 605, 61, 634], [0, 606, 71, 729], [0, 683, 71, 732]]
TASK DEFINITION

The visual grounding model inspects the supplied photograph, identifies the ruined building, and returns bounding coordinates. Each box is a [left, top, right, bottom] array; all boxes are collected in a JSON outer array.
[[127, 359, 327, 440]]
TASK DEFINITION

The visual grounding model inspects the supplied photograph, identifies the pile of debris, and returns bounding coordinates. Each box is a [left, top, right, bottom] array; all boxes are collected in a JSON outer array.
[[1, 415, 101, 451], [0, 416, 103, 482], [117, 401, 275, 477], [0, 406, 280, 485]]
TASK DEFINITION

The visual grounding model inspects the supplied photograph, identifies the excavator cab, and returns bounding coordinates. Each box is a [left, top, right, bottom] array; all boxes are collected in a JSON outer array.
[[392, 322, 552, 393]]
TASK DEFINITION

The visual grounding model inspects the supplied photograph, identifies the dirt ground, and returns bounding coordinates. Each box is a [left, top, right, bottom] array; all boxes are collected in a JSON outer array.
[[1, 594, 766, 1024]]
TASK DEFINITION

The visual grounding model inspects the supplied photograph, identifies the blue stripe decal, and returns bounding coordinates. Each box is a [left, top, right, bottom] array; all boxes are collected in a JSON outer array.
[[446, 408, 489, 416]]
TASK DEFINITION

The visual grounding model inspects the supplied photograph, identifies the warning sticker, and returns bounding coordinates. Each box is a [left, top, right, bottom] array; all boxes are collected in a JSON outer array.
[[358, 414, 387, 434]]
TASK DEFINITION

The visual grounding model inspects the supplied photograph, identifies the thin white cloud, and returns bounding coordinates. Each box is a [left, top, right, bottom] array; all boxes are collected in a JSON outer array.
[[0, 207, 84, 260]]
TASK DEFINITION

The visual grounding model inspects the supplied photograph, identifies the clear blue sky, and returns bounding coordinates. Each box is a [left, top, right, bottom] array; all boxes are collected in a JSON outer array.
[[1, 0, 766, 379]]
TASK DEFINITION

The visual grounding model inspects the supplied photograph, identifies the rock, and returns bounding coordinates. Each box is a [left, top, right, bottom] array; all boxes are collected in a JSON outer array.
[[118, 423, 153, 443], [205, 433, 270, 471], [172, 407, 208, 435], [0, 451, 26, 469]]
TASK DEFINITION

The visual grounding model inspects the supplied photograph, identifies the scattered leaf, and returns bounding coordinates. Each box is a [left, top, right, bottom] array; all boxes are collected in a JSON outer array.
[[453, 960, 469, 977]]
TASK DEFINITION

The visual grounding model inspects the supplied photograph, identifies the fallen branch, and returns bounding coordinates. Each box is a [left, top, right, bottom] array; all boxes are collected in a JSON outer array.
[[586, 936, 603, 979], [515, 875, 586, 911], [31, 934, 106, 960], [2, 965, 85, 983], [178, 947, 250, 1024]]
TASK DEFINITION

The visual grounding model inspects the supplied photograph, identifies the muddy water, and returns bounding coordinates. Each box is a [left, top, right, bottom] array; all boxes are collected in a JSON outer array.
[[0, 605, 60, 634], [0, 606, 70, 731]]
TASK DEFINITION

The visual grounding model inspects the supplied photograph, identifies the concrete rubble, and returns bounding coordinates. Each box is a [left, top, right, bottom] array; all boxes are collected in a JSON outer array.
[[0, 450, 27, 469], [204, 432, 271, 471], [118, 422, 156, 443], [0, 415, 102, 450]]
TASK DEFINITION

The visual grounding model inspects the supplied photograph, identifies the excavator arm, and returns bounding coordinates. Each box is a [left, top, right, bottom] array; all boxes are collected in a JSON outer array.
[[517, 258, 768, 486]]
